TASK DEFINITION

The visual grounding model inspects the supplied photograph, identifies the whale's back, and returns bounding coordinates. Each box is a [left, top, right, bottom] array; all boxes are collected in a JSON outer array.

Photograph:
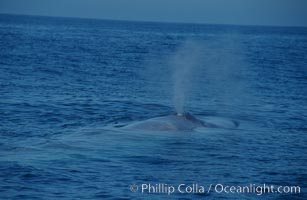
[[123, 113, 209, 131]]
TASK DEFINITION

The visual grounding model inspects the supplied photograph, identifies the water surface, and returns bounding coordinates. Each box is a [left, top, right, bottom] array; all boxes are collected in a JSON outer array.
[[0, 14, 306, 199]]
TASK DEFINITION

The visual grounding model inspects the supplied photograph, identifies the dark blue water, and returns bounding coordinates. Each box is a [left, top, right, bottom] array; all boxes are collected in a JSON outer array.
[[0, 14, 306, 199]]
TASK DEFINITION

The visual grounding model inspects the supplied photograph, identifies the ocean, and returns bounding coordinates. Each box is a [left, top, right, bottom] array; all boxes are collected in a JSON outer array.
[[0, 14, 306, 199]]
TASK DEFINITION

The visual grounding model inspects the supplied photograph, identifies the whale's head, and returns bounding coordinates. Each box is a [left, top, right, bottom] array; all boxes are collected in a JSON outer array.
[[174, 112, 205, 126], [123, 112, 214, 131]]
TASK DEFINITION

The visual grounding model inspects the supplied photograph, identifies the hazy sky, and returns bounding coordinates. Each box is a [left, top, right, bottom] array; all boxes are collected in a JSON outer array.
[[0, 0, 306, 27]]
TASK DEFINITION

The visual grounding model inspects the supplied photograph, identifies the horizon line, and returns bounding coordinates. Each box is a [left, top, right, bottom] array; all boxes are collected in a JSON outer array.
[[1, 12, 307, 29]]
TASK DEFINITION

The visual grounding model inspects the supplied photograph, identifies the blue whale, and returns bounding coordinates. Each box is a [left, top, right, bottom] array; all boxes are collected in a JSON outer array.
[[123, 113, 235, 131]]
